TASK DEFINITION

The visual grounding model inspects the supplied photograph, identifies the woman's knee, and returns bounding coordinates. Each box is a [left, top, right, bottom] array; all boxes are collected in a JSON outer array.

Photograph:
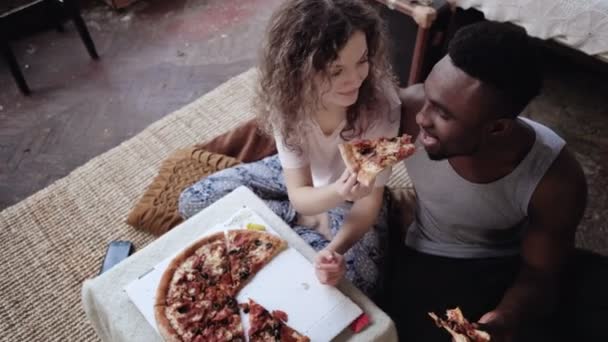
[[178, 178, 220, 217], [178, 186, 204, 219], [178, 172, 249, 218]]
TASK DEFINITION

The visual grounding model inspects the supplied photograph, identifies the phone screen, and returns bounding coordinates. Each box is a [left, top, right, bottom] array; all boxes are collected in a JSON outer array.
[[99, 241, 134, 274]]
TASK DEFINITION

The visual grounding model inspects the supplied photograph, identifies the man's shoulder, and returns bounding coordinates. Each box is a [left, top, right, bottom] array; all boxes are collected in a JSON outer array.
[[520, 117, 565, 145], [544, 147, 586, 192], [398, 84, 425, 136], [379, 79, 402, 109], [530, 146, 587, 219]]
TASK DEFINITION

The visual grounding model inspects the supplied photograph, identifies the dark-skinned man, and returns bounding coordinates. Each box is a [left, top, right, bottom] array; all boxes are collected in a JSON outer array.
[[387, 21, 595, 342]]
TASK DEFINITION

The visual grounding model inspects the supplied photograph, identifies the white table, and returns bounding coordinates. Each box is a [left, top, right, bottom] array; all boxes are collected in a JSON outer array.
[[81, 186, 398, 342]]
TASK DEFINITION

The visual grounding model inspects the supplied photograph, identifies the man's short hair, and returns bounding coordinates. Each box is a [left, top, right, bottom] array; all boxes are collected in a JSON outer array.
[[448, 21, 542, 117]]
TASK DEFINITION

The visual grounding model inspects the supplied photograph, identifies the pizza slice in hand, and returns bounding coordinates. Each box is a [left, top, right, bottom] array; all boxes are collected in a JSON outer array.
[[338, 134, 416, 187], [226, 229, 287, 291], [246, 299, 310, 342], [428, 307, 491, 342]]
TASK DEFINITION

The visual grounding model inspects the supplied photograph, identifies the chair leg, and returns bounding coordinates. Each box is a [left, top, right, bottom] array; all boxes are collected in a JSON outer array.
[[408, 26, 430, 85], [63, 0, 99, 59], [47, 0, 65, 33], [1, 39, 30, 95]]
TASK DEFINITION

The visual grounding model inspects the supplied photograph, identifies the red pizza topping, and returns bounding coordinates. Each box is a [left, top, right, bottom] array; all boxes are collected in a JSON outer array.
[[338, 134, 416, 187], [428, 308, 491, 342], [247, 299, 268, 335], [272, 309, 288, 322], [156, 231, 296, 342], [247, 299, 309, 342], [226, 230, 287, 292], [352, 141, 374, 155]]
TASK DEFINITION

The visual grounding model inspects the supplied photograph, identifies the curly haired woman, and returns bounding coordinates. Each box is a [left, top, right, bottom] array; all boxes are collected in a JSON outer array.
[[179, 0, 401, 300]]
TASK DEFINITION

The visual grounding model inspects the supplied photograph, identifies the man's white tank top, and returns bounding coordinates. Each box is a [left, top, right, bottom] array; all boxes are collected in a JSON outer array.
[[404, 117, 565, 258]]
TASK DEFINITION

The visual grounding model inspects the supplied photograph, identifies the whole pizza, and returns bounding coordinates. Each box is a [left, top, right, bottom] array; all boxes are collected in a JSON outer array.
[[154, 229, 309, 342]]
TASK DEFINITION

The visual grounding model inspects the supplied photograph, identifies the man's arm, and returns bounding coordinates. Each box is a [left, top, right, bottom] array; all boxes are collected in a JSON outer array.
[[491, 148, 587, 325]]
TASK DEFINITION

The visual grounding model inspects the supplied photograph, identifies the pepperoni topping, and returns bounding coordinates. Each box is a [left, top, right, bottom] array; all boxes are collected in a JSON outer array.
[[272, 310, 288, 322]]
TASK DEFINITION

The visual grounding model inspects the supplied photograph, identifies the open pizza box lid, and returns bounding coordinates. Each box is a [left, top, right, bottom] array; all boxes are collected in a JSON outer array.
[[125, 207, 363, 341]]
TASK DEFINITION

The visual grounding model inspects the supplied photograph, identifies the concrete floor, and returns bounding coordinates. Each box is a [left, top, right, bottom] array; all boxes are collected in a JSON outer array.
[[0, 0, 606, 254], [0, 0, 282, 208]]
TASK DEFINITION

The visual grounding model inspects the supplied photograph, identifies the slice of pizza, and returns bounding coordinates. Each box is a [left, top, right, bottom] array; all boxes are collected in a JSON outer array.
[[428, 307, 491, 342], [226, 229, 288, 291], [338, 134, 416, 187], [246, 299, 310, 342], [198, 298, 245, 342], [155, 232, 240, 342]]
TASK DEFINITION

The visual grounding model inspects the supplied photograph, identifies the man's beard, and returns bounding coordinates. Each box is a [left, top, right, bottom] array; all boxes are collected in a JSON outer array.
[[425, 140, 481, 161], [426, 150, 448, 161]]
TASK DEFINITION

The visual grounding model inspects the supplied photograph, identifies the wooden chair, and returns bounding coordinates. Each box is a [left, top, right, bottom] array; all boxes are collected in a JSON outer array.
[[0, 0, 99, 95], [374, 0, 452, 85]]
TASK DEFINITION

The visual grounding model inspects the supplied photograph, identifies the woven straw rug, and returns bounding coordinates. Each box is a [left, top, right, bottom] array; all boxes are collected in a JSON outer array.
[[0, 68, 411, 341]]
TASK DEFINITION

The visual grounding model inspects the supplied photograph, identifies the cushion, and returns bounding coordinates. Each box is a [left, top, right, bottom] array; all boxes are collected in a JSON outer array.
[[126, 119, 278, 235], [195, 118, 277, 163], [126, 147, 239, 235]]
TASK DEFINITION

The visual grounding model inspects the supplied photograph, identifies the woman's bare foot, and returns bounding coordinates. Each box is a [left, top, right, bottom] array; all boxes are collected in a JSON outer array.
[[296, 213, 332, 240]]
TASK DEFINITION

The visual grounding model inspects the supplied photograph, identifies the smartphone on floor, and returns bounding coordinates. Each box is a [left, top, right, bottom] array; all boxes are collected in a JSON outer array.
[[99, 240, 134, 274]]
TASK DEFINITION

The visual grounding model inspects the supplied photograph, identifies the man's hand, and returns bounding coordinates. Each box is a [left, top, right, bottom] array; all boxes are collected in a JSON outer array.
[[332, 168, 374, 202], [476, 310, 517, 342], [314, 249, 346, 286]]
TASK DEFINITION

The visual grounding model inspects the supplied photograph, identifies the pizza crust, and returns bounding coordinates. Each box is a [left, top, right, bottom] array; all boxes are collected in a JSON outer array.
[[155, 266, 180, 342], [154, 306, 182, 342], [337, 144, 360, 173], [357, 160, 384, 187], [339, 143, 383, 187]]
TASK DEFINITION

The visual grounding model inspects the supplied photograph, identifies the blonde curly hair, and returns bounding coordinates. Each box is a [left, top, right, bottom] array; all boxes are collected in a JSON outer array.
[[255, 0, 396, 152]]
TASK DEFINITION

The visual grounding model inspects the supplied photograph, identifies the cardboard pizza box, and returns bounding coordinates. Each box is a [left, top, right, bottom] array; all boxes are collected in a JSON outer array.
[[125, 207, 362, 341]]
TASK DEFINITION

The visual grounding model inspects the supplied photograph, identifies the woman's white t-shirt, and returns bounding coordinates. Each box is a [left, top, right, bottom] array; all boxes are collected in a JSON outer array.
[[274, 86, 401, 188]]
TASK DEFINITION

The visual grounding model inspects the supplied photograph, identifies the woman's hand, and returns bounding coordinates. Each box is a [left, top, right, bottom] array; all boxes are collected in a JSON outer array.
[[314, 248, 346, 286], [332, 168, 374, 202]]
